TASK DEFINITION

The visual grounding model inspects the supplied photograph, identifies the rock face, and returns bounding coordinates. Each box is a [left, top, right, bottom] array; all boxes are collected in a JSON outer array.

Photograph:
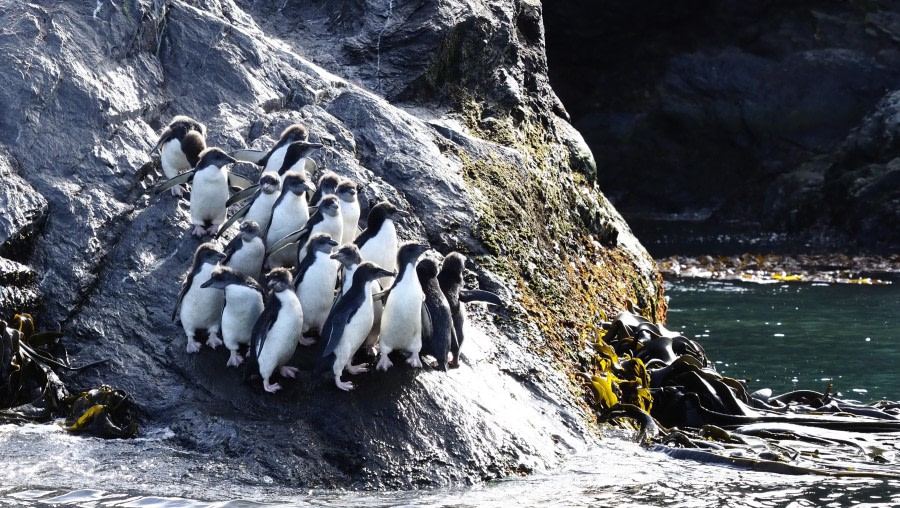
[[0, 0, 662, 489], [544, 1, 900, 251]]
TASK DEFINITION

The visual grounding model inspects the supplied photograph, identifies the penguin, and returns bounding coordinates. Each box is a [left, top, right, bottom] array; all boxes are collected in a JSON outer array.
[[173, 242, 226, 354], [294, 233, 340, 342], [263, 171, 315, 267], [308, 171, 341, 208], [314, 262, 395, 391], [416, 256, 453, 371], [268, 195, 343, 265], [331, 243, 385, 354], [200, 266, 264, 367], [438, 252, 503, 368], [230, 124, 320, 175], [265, 140, 323, 177], [216, 173, 281, 238], [376, 242, 430, 371], [354, 201, 409, 289], [222, 220, 265, 281], [335, 179, 361, 246], [247, 268, 304, 393], [150, 115, 206, 197]]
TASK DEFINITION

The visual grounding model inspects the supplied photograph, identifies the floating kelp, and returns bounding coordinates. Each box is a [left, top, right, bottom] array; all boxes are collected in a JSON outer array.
[[0, 314, 137, 438], [588, 309, 900, 477], [658, 253, 899, 284]]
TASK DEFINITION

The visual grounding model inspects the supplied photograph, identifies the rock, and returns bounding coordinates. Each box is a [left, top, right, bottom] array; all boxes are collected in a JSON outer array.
[[0, 0, 663, 489]]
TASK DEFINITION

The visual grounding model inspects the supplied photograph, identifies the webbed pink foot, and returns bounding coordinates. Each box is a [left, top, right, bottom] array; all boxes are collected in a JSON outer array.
[[335, 376, 354, 391], [170, 185, 185, 197], [186, 339, 202, 353], [206, 224, 220, 236], [206, 335, 223, 349], [263, 379, 282, 393], [226, 350, 244, 367], [298, 335, 316, 346], [375, 354, 393, 372], [191, 225, 206, 237], [406, 354, 423, 368], [279, 365, 299, 378], [347, 363, 368, 375]]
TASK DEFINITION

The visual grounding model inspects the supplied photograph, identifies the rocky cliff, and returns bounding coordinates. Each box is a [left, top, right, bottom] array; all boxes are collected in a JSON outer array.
[[545, 0, 900, 252], [0, 0, 663, 489]]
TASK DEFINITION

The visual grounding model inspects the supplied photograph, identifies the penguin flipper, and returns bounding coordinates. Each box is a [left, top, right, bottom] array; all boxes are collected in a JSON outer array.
[[459, 289, 502, 306], [172, 275, 192, 322], [303, 158, 317, 176], [227, 184, 260, 207], [320, 306, 355, 359], [216, 202, 252, 239], [267, 227, 309, 256], [228, 172, 254, 190], [221, 235, 244, 264], [230, 148, 267, 165], [149, 127, 173, 156], [421, 303, 434, 355], [155, 170, 195, 195]]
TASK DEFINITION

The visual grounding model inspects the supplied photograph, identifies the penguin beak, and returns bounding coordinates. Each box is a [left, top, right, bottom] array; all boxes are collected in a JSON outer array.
[[395, 210, 410, 218], [328, 239, 339, 247], [200, 278, 218, 289], [215, 252, 227, 262], [303, 182, 316, 193], [377, 268, 396, 279]]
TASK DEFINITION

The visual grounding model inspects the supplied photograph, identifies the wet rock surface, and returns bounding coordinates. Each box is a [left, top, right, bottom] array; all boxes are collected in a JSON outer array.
[[544, 1, 900, 252], [0, 0, 660, 490]]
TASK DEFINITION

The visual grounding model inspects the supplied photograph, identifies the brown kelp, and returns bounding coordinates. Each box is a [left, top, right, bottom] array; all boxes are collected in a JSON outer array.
[[1, 314, 137, 438], [587, 309, 900, 477]]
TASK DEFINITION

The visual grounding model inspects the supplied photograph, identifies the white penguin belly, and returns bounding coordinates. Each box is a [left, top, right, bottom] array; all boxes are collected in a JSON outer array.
[[180, 265, 223, 331], [221, 287, 263, 350], [359, 221, 397, 272], [340, 201, 360, 245], [379, 278, 424, 351], [297, 258, 339, 332], [257, 292, 303, 379], [161, 139, 190, 179], [262, 145, 288, 175], [244, 193, 279, 232], [332, 288, 375, 374], [226, 238, 265, 280], [267, 195, 310, 246], [191, 168, 229, 226]]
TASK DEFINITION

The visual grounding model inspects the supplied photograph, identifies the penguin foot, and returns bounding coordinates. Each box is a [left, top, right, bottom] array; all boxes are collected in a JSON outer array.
[[263, 379, 282, 393], [186, 339, 202, 354], [278, 365, 299, 378], [191, 225, 207, 237], [346, 363, 368, 375], [298, 335, 317, 346], [170, 185, 185, 198], [226, 351, 244, 367], [206, 224, 220, 236], [206, 336, 223, 349], [335, 377, 355, 391], [375, 355, 393, 372], [406, 354, 423, 368]]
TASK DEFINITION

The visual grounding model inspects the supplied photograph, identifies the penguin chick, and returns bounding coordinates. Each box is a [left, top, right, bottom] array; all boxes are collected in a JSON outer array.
[[248, 268, 304, 393], [315, 262, 395, 391], [222, 220, 265, 282], [417, 257, 453, 371], [264, 171, 315, 267], [188, 148, 238, 237], [354, 201, 409, 289], [173, 242, 226, 354], [336, 179, 361, 246], [151, 115, 206, 197], [200, 266, 264, 367], [218, 173, 282, 238], [438, 252, 503, 368], [294, 233, 340, 343], [309, 171, 341, 208], [376, 242, 431, 371]]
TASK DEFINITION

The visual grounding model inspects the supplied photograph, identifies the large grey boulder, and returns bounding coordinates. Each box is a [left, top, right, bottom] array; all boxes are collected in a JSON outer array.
[[0, 0, 662, 488]]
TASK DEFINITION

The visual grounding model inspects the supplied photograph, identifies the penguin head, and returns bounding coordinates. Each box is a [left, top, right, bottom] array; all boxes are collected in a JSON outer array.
[[336, 179, 358, 203], [194, 242, 226, 266], [397, 242, 430, 266], [239, 220, 261, 240], [416, 256, 440, 281], [265, 267, 293, 293], [353, 261, 395, 284], [308, 233, 339, 255], [168, 115, 206, 136], [319, 195, 341, 217], [367, 202, 410, 225], [195, 147, 237, 170], [259, 173, 281, 194], [278, 124, 309, 144], [439, 252, 466, 282], [317, 171, 341, 196], [291, 140, 324, 158], [201, 266, 249, 290], [331, 244, 361, 268], [283, 171, 314, 195]]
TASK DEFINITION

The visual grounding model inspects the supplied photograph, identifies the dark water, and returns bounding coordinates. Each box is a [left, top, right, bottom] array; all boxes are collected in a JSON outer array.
[[665, 277, 900, 401]]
